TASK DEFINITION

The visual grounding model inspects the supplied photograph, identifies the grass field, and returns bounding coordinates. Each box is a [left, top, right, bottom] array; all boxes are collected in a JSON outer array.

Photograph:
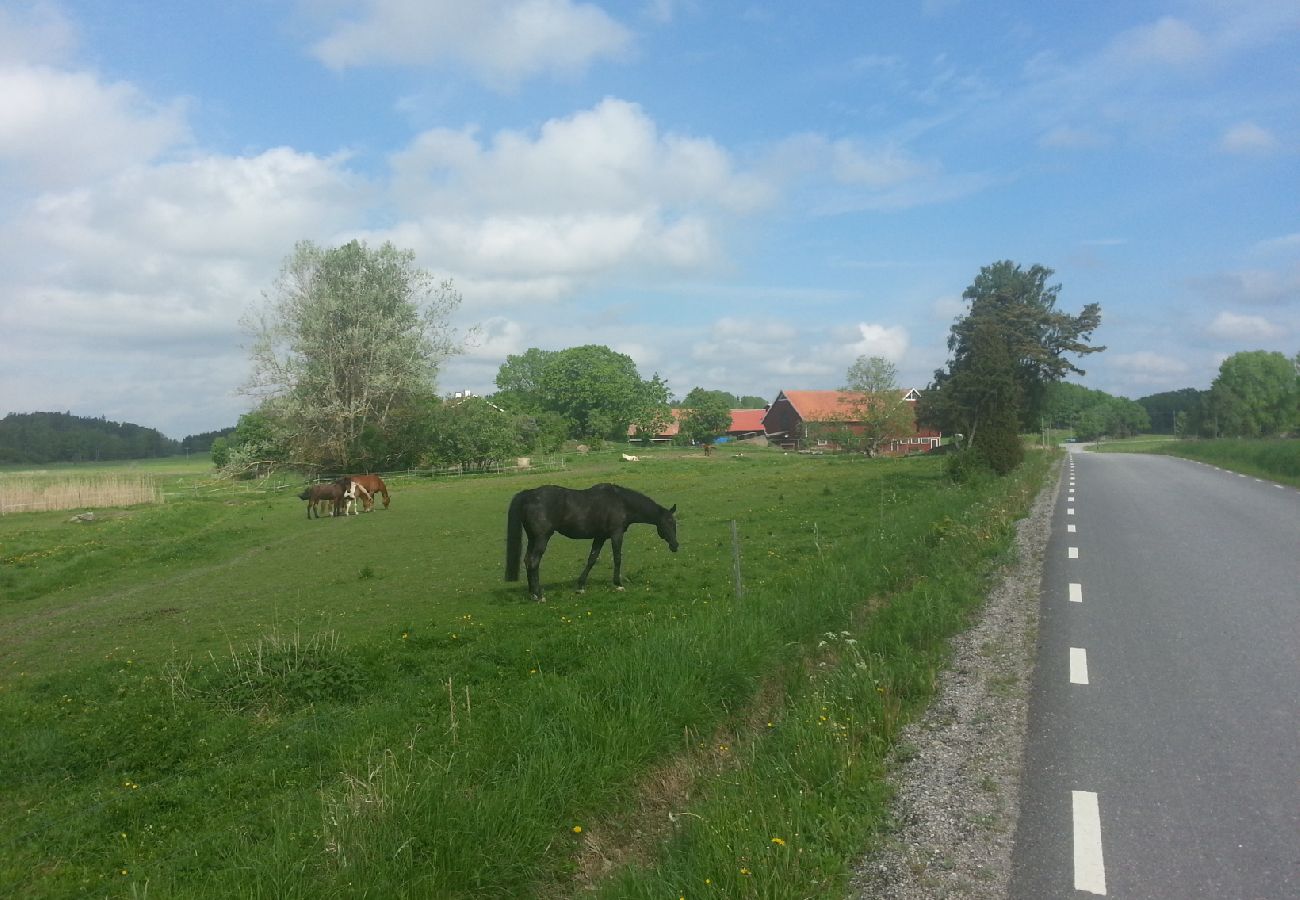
[[1, 446, 1053, 898], [1090, 436, 1300, 488]]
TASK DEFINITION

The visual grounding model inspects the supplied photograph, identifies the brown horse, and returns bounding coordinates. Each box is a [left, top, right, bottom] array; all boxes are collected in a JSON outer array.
[[346, 474, 390, 510], [299, 481, 345, 517]]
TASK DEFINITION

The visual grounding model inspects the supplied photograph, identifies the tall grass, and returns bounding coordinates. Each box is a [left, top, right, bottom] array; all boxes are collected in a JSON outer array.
[[0, 474, 162, 515], [0, 448, 1053, 897]]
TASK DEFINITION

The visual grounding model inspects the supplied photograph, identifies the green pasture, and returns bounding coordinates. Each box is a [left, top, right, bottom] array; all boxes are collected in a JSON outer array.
[[1, 447, 1053, 898]]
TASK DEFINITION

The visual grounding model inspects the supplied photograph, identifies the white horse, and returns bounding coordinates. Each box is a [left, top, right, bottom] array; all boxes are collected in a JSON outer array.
[[342, 480, 371, 516]]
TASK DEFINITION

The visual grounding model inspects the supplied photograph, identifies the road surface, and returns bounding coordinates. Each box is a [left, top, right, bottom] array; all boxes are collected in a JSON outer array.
[[1010, 447, 1299, 898]]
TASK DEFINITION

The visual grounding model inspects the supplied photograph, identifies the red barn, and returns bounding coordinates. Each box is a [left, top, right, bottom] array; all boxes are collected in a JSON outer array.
[[761, 389, 940, 454]]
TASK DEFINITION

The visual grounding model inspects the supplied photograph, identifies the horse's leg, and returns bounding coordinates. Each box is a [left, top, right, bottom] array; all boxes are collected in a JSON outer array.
[[576, 537, 606, 593], [524, 531, 551, 601], [610, 531, 626, 590]]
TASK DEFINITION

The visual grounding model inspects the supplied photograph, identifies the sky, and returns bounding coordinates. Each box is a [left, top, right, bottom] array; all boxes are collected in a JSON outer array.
[[1, 0, 1297, 439]]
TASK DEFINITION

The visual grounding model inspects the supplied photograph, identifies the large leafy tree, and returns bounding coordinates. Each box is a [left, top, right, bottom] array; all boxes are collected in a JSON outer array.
[[242, 240, 463, 470], [423, 398, 524, 471], [1208, 350, 1297, 437], [680, 387, 768, 409], [492, 348, 555, 414], [499, 344, 670, 442], [678, 390, 734, 446], [922, 261, 1104, 462], [834, 356, 918, 456]]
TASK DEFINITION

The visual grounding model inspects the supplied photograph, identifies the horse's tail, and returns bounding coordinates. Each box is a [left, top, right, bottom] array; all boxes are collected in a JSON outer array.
[[505, 492, 524, 582]]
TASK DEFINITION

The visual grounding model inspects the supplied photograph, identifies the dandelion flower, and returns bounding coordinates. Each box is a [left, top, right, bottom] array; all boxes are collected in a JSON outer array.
[[572, 825, 583, 834], [771, 837, 786, 846]]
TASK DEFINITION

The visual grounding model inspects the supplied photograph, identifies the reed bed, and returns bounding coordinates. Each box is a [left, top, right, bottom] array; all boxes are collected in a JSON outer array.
[[0, 474, 163, 515]]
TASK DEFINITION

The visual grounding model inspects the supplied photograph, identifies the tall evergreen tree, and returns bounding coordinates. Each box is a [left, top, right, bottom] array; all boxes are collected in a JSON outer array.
[[921, 260, 1104, 469]]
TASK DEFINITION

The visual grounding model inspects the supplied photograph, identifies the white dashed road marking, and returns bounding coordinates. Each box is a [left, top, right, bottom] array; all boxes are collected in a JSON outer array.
[[1070, 647, 1090, 684], [1069, 546, 1079, 559], [1073, 790, 1108, 894], [1069, 583, 1083, 603]]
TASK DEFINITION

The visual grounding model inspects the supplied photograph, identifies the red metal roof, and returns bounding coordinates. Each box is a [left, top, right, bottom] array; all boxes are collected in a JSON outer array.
[[728, 408, 767, 433], [627, 409, 683, 438], [770, 390, 867, 421]]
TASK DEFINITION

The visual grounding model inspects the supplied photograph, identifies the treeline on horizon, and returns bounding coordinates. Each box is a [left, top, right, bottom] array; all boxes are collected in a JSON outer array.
[[0, 384, 1227, 468], [0, 412, 232, 465]]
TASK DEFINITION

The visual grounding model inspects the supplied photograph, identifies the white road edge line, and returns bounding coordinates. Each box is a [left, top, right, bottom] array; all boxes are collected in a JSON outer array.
[[1073, 790, 1108, 894], [1069, 583, 1083, 603], [1070, 647, 1089, 684]]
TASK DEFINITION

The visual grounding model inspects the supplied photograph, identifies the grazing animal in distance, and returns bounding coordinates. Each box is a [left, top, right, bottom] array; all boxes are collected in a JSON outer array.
[[342, 481, 370, 516], [505, 483, 678, 601], [298, 481, 345, 519], [346, 474, 390, 510]]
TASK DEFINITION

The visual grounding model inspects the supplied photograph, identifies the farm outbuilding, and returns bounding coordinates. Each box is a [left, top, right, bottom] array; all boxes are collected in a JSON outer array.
[[761, 389, 941, 454], [629, 407, 771, 444]]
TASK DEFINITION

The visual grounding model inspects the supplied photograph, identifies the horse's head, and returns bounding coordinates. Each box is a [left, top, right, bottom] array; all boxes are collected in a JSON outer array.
[[657, 504, 679, 552], [297, 489, 311, 501]]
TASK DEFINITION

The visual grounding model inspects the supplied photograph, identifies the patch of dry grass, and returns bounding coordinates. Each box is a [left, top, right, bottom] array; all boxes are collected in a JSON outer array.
[[0, 474, 162, 514]]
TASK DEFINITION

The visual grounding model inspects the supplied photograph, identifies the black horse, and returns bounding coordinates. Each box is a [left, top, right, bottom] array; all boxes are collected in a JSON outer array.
[[505, 483, 678, 601]]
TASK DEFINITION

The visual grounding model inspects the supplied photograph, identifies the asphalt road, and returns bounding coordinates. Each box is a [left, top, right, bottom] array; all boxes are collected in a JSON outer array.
[[1010, 446, 1299, 899]]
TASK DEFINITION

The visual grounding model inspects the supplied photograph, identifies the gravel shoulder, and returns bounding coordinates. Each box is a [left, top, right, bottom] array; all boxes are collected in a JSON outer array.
[[849, 461, 1060, 898]]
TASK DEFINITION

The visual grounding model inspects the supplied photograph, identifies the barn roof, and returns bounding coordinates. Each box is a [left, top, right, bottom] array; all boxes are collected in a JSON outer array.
[[728, 408, 767, 432], [627, 409, 683, 438], [765, 389, 921, 423], [769, 390, 865, 421]]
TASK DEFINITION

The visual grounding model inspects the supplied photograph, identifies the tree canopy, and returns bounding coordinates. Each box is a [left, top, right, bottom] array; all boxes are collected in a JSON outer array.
[[832, 356, 919, 456], [492, 345, 670, 443], [1208, 350, 1297, 437], [921, 261, 1104, 471], [678, 391, 734, 446], [241, 240, 463, 470]]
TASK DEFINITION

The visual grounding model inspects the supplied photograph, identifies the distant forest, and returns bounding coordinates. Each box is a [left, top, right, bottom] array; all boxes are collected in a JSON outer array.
[[0, 412, 232, 465]]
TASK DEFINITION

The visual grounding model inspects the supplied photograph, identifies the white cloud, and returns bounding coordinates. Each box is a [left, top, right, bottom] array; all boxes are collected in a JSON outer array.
[[10, 148, 368, 293], [1103, 16, 1209, 71], [0, 0, 78, 64], [1189, 268, 1300, 307], [310, 0, 632, 86], [1218, 122, 1281, 156], [391, 98, 771, 216], [1251, 233, 1300, 257], [0, 64, 189, 190], [1205, 311, 1285, 341], [1109, 351, 1190, 378], [375, 98, 774, 301], [842, 322, 910, 361]]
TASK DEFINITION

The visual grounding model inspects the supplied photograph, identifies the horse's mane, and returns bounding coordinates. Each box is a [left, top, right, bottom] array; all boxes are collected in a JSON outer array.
[[592, 482, 670, 517]]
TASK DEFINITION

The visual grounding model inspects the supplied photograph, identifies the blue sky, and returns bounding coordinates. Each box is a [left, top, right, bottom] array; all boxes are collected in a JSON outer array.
[[1, 0, 1296, 439]]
